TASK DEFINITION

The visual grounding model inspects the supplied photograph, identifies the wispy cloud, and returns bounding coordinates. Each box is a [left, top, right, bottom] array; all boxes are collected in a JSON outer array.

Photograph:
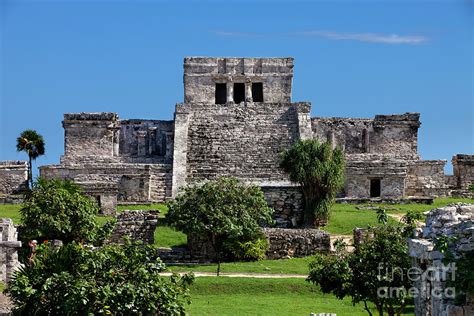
[[298, 31, 428, 44], [213, 30, 428, 45]]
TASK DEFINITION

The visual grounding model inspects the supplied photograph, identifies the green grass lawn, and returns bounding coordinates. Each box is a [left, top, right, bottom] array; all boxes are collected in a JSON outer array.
[[187, 277, 414, 316], [169, 257, 312, 275]]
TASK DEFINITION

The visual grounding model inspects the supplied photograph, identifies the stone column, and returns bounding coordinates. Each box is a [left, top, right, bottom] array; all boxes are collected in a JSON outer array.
[[136, 131, 147, 157], [113, 129, 120, 156], [165, 132, 174, 160], [226, 77, 234, 104], [148, 127, 157, 156], [363, 128, 370, 153], [245, 78, 252, 102]]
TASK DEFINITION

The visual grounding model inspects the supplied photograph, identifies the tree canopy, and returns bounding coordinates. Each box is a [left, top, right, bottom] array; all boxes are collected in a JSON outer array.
[[307, 223, 413, 316], [20, 178, 113, 244], [16, 129, 45, 187], [166, 177, 274, 274]]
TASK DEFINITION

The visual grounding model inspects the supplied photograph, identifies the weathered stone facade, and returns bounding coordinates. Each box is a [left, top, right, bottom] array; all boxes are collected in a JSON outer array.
[[408, 203, 474, 316], [0, 161, 28, 196], [263, 228, 330, 259], [107, 210, 160, 244], [187, 227, 330, 260], [39, 57, 473, 220], [0, 219, 22, 284]]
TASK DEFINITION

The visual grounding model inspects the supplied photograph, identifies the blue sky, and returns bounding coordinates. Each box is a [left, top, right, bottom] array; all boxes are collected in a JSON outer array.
[[1, 0, 472, 174]]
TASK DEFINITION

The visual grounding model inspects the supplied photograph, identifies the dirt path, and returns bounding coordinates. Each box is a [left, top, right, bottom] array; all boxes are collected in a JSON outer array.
[[160, 272, 307, 278]]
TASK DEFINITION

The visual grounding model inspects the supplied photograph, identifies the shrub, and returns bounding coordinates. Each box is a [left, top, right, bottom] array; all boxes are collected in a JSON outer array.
[[280, 139, 345, 227], [20, 178, 113, 244], [166, 177, 274, 275], [8, 240, 193, 314], [308, 224, 412, 316]]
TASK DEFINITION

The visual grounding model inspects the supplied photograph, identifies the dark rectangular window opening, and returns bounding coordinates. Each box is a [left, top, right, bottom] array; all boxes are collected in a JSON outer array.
[[252, 82, 263, 102], [370, 179, 381, 198], [215, 83, 227, 104], [234, 83, 245, 104]]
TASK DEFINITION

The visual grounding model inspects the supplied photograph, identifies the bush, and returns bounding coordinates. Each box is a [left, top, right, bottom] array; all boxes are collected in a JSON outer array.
[[308, 224, 412, 316], [8, 240, 193, 314], [20, 178, 113, 244], [166, 177, 274, 274]]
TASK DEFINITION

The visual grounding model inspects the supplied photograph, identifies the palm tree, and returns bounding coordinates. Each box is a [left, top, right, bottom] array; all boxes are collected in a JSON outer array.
[[16, 130, 45, 188]]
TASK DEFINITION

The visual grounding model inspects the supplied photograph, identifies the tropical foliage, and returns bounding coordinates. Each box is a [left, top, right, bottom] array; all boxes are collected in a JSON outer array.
[[280, 139, 345, 227], [166, 177, 274, 275], [307, 222, 412, 316], [8, 240, 193, 314], [20, 178, 114, 244], [16, 130, 45, 188]]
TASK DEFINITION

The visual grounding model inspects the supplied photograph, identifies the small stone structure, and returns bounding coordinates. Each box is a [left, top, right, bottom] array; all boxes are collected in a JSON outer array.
[[35, 57, 473, 223], [107, 210, 160, 244], [408, 203, 474, 316], [187, 228, 330, 260], [0, 219, 22, 283], [0, 161, 28, 196], [263, 228, 330, 259]]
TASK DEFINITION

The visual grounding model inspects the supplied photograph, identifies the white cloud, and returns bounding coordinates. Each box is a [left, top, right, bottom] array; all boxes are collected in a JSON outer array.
[[213, 30, 428, 45], [295, 31, 427, 44]]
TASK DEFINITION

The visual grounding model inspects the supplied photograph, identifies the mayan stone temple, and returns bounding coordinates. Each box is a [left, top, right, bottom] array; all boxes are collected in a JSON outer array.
[[36, 57, 473, 225]]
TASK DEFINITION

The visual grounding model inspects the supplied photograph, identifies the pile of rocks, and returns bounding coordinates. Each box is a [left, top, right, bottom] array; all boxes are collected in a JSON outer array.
[[408, 203, 474, 316]]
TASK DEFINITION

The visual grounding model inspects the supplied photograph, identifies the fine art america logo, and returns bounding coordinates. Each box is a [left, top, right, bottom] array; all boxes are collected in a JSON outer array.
[[377, 262, 457, 299]]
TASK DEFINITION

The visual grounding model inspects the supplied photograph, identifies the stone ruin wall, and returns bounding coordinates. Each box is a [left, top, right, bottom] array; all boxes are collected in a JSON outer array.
[[311, 113, 420, 159], [261, 185, 303, 228], [408, 203, 474, 316], [344, 160, 407, 198], [0, 161, 28, 196], [187, 227, 330, 261], [0, 218, 22, 284], [183, 57, 294, 104], [452, 155, 474, 195], [107, 210, 160, 245], [177, 102, 310, 186], [406, 160, 451, 197]]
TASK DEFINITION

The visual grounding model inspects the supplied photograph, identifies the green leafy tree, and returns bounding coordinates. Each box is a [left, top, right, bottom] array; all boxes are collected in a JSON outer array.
[[20, 178, 113, 244], [16, 130, 45, 188], [166, 177, 274, 275], [280, 139, 345, 227], [308, 223, 413, 316], [8, 240, 193, 314]]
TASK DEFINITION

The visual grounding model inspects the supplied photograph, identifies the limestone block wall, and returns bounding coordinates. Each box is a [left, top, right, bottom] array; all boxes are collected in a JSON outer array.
[[408, 203, 474, 316], [312, 117, 373, 154], [62, 113, 120, 162], [406, 160, 450, 197], [187, 228, 330, 260], [0, 161, 28, 195], [453, 154, 474, 190], [107, 210, 160, 244], [261, 185, 303, 227], [0, 218, 22, 283], [176, 102, 310, 186], [263, 228, 330, 259], [40, 162, 173, 204], [311, 113, 420, 159], [183, 57, 294, 104], [345, 159, 407, 198]]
